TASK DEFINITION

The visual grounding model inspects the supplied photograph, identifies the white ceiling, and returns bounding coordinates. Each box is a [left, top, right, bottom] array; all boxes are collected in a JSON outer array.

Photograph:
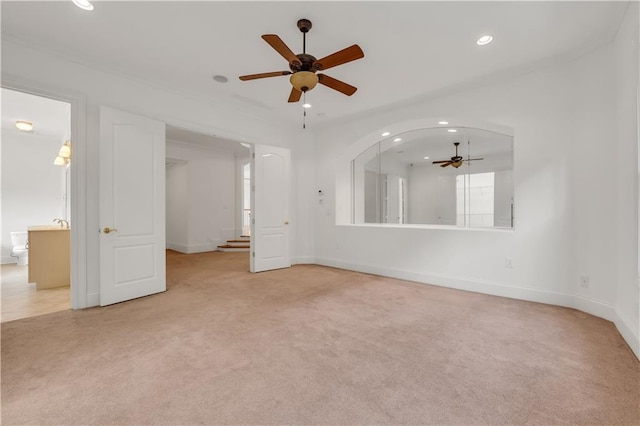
[[1, 1, 628, 131], [166, 125, 250, 155], [1, 88, 70, 140]]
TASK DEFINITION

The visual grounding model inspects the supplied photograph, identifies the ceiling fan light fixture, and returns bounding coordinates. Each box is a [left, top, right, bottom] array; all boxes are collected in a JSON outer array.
[[290, 71, 318, 92]]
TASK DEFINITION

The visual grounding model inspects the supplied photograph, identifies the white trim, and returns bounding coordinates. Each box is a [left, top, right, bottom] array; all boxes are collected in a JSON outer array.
[[615, 310, 640, 359], [166, 242, 221, 254], [1, 75, 88, 309], [293, 256, 316, 265], [1, 257, 18, 265], [166, 243, 189, 253]]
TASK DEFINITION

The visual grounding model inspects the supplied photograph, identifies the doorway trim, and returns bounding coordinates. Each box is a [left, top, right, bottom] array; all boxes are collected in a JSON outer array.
[[2, 74, 88, 309]]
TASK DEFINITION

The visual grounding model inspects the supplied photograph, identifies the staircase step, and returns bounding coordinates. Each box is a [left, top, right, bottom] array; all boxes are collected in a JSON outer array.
[[227, 239, 250, 243], [217, 243, 250, 253]]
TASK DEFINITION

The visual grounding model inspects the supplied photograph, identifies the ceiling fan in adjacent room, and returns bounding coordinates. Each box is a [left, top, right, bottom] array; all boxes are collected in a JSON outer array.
[[239, 19, 364, 103], [432, 142, 484, 168]]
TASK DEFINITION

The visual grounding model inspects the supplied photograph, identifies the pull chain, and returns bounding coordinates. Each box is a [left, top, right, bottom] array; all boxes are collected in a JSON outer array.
[[303, 92, 307, 129]]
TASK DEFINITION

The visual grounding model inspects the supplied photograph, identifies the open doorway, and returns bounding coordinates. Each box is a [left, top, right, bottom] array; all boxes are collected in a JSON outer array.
[[164, 125, 251, 259], [1, 88, 72, 322]]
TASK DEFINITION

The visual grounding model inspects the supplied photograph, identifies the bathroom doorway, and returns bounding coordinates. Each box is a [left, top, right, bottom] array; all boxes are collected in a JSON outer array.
[[1, 88, 72, 322]]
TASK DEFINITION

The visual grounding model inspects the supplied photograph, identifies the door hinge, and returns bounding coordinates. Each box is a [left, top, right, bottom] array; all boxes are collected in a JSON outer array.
[[252, 252, 255, 258], [252, 218, 255, 224], [252, 153, 255, 159]]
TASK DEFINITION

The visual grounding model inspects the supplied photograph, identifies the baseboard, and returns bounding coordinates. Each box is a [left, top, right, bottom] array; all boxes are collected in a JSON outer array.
[[614, 310, 640, 360], [293, 256, 316, 265], [187, 242, 220, 254], [315, 257, 636, 356], [1, 257, 17, 265], [317, 256, 578, 309], [166, 242, 189, 253], [167, 242, 220, 254]]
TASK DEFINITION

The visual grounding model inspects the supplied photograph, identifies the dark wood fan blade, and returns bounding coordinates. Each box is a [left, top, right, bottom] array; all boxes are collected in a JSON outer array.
[[440, 163, 452, 168], [466, 158, 484, 161], [317, 74, 357, 96], [313, 44, 364, 71], [432, 160, 451, 164], [239, 71, 291, 81], [288, 87, 302, 103], [262, 34, 301, 66]]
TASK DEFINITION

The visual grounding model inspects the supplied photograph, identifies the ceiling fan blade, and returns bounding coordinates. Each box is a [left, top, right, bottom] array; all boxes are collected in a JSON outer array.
[[432, 160, 451, 164], [239, 71, 291, 81], [288, 87, 302, 103], [440, 162, 452, 168], [262, 34, 301, 66], [466, 158, 484, 161], [313, 44, 364, 71], [317, 74, 358, 96]]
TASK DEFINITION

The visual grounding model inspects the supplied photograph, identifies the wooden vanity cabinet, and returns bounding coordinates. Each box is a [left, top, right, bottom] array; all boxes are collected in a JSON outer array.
[[27, 227, 70, 290]]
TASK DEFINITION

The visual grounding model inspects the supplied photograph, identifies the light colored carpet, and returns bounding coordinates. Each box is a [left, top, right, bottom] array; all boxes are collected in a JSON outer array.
[[1, 250, 638, 425]]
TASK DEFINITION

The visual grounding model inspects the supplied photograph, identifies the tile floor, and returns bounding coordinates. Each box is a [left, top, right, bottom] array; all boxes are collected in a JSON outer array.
[[1, 263, 70, 322]]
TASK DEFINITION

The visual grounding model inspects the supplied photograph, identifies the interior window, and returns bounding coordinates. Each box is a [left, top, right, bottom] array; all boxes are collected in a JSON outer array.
[[352, 126, 514, 229]]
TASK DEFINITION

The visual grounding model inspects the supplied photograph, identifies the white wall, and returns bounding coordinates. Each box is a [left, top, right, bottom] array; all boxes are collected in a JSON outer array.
[[1, 131, 66, 263], [165, 141, 239, 253], [165, 160, 188, 251], [2, 39, 315, 306], [313, 22, 639, 357]]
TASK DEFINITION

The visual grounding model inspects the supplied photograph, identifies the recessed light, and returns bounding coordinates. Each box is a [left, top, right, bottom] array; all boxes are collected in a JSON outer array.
[[212, 75, 228, 83], [72, 0, 94, 11], [393, 138, 402, 142], [381, 132, 390, 137], [302, 103, 311, 108], [448, 129, 458, 133], [438, 121, 449, 125], [424, 156, 430, 160], [476, 35, 493, 46], [15, 121, 33, 131]]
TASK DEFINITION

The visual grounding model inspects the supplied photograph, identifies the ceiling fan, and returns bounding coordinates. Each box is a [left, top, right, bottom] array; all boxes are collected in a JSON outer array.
[[432, 142, 484, 168], [239, 19, 364, 103]]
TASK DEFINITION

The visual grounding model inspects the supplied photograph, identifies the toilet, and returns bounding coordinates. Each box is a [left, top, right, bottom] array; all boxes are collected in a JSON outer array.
[[10, 231, 28, 266]]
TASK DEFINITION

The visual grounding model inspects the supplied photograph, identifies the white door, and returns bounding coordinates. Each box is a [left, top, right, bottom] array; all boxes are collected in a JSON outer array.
[[99, 107, 166, 305], [250, 144, 291, 272]]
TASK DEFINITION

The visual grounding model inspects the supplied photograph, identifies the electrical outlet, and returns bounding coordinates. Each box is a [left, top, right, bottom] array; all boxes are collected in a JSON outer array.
[[505, 258, 514, 268], [580, 276, 590, 288]]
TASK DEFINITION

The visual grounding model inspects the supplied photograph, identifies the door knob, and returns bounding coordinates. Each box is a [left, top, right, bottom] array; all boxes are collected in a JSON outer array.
[[103, 227, 118, 234], [284, 221, 289, 225]]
